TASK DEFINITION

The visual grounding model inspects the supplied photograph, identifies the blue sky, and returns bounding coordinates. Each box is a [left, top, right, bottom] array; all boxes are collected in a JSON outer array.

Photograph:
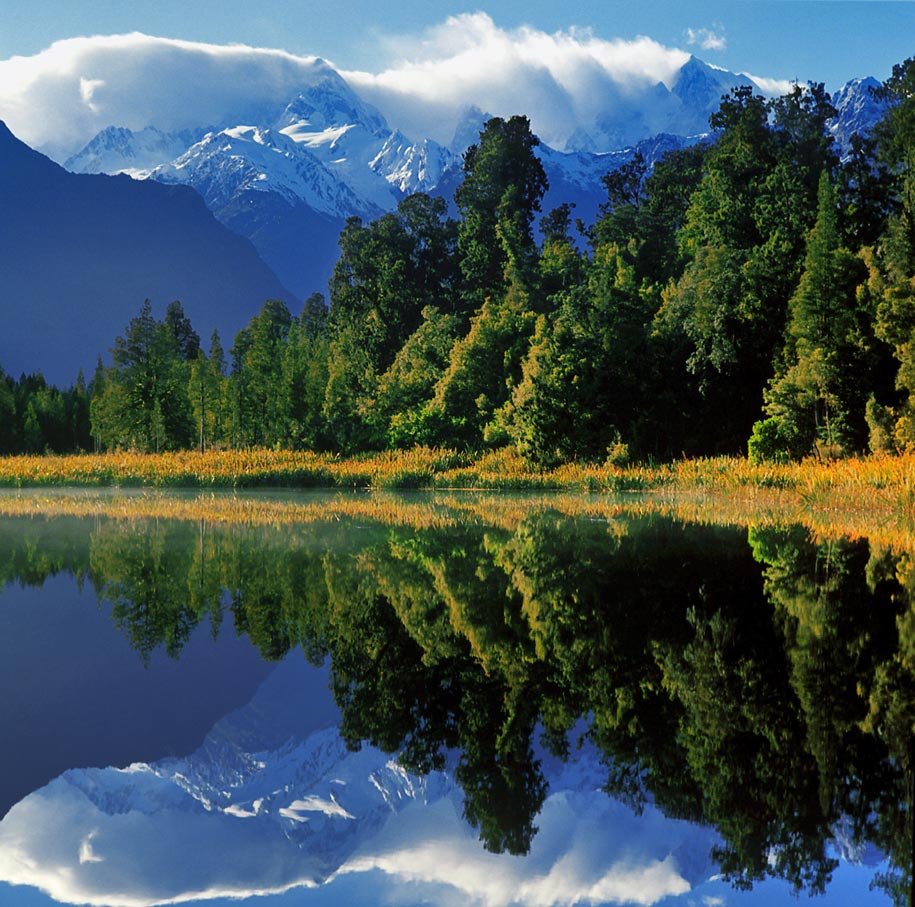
[[1, 0, 913, 91]]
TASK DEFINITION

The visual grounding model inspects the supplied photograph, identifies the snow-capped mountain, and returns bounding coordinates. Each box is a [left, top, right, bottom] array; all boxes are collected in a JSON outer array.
[[153, 125, 377, 220], [556, 56, 752, 154], [830, 76, 888, 155], [58, 53, 889, 304], [63, 125, 209, 177], [669, 56, 754, 125], [63, 68, 460, 297]]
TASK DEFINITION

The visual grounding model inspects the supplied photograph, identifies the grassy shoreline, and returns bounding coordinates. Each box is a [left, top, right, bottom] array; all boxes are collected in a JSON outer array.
[[1, 447, 915, 549], [0, 446, 914, 506]]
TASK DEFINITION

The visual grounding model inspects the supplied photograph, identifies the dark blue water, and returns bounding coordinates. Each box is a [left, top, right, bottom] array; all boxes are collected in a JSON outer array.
[[0, 573, 276, 817], [0, 502, 897, 906]]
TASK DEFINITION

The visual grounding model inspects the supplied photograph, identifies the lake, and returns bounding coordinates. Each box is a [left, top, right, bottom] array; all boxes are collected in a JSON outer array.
[[0, 488, 908, 906]]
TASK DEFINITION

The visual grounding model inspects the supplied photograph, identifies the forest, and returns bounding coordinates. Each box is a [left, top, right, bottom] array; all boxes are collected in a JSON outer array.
[[7, 55, 915, 465]]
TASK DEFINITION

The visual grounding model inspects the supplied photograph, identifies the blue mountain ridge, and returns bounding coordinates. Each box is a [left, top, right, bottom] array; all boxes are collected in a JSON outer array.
[[0, 120, 296, 386]]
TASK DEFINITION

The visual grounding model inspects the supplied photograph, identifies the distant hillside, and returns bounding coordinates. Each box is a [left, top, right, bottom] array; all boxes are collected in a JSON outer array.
[[0, 121, 295, 385]]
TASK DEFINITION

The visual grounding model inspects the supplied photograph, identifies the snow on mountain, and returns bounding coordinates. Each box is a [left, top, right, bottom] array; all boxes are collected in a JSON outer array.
[[670, 56, 754, 124], [59, 60, 461, 299], [63, 125, 208, 178], [450, 105, 494, 155], [273, 72, 388, 136], [554, 56, 752, 154], [277, 117, 455, 213], [153, 125, 377, 220], [370, 130, 456, 195], [61, 53, 749, 210], [830, 76, 888, 155]]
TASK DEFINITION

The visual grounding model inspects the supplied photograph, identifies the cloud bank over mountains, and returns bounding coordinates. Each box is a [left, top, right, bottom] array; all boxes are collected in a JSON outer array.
[[342, 13, 695, 147], [0, 14, 795, 161], [0, 33, 329, 161]]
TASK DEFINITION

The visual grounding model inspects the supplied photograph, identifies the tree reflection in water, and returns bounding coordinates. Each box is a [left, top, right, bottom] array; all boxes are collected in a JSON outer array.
[[0, 503, 912, 902]]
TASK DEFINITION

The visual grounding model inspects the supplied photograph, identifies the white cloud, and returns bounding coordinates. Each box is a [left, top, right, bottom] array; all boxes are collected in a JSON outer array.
[[686, 27, 727, 52], [0, 18, 698, 158], [78, 831, 104, 864], [0, 33, 330, 160], [742, 72, 797, 97], [78, 77, 105, 112], [342, 13, 691, 147], [0, 17, 794, 161]]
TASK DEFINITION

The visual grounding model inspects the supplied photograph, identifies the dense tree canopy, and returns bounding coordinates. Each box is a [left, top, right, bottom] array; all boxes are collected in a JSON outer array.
[[11, 64, 915, 464]]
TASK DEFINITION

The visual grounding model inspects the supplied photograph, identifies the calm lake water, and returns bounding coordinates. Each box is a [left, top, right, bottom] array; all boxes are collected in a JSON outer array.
[[0, 489, 908, 906]]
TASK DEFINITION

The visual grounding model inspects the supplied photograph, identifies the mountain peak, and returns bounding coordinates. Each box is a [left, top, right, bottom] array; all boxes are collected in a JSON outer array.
[[450, 105, 493, 154], [63, 124, 208, 176], [275, 71, 388, 135], [830, 75, 889, 155]]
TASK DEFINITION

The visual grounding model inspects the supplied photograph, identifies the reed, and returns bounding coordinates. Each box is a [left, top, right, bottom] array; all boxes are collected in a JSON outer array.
[[1, 480, 914, 553], [0, 448, 914, 517]]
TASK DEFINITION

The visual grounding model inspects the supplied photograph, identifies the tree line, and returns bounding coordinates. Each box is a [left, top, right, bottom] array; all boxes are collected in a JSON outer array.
[[9, 56, 915, 462]]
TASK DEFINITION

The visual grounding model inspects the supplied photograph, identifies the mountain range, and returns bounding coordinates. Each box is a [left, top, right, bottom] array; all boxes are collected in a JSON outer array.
[[1, 51, 889, 385], [61, 55, 887, 304]]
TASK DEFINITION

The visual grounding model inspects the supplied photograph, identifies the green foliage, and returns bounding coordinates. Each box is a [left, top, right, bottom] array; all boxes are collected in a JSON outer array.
[[456, 115, 548, 313], [748, 416, 801, 464], [507, 245, 656, 464], [188, 332, 229, 453], [282, 302, 330, 450], [229, 299, 292, 448], [90, 299, 195, 452], [420, 274, 537, 449], [757, 173, 873, 459], [16, 64, 915, 466], [323, 195, 458, 451], [376, 306, 458, 448]]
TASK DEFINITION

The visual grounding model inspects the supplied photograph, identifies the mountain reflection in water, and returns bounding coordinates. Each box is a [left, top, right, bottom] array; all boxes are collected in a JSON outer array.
[[0, 490, 909, 906]]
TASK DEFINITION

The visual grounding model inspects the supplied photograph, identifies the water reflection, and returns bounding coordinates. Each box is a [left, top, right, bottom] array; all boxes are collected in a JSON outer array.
[[0, 492, 910, 904]]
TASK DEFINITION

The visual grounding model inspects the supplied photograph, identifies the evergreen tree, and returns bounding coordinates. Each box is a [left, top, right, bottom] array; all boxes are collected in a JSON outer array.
[[455, 116, 548, 315], [164, 300, 201, 361], [95, 300, 195, 451], [657, 85, 836, 453], [375, 306, 459, 448], [751, 172, 871, 460], [871, 57, 915, 450], [282, 307, 330, 450], [230, 300, 292, 448], [324, 196, 458, 451]]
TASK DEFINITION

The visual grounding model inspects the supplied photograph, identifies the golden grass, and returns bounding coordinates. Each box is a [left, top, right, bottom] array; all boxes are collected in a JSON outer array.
[[0, 446, 914, 497], [0, 448, 914, 542], [0, 450, 914, 552]]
